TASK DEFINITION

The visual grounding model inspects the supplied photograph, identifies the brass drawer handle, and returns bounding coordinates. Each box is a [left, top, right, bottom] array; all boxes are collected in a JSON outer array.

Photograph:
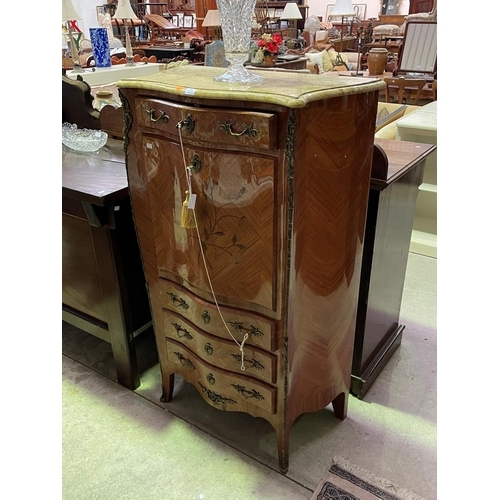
[[172, 323, 193, 340], [198, 382, 236, 405], [145, 108, 169, 123], [228, 321, 264, 338], [231, 384, 264, 401], [231, 354, 264, 371], [173, 351, 195, 370], [218, 122, 259, 138], [166, 292, 189, 309]]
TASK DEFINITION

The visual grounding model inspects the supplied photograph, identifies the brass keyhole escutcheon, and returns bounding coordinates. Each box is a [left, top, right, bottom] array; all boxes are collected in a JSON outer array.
[[207, 373, 215, 385], [201, 310, 211, 324], [204, 343, 213, 355]]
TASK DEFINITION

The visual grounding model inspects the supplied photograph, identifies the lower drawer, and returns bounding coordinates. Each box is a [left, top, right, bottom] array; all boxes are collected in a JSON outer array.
[[166, 339, 277, 414], [164, 310, 277, 384], [160, 279, 276, 351]]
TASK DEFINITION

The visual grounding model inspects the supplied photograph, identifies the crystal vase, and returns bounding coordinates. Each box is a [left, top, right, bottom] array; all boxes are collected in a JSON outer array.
[[214, 0, 263, 85]]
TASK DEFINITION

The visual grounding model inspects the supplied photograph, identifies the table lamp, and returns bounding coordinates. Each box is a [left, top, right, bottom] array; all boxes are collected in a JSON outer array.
[[303, 15, 320, 47], [62, 0, 84, 73], [280, 3, 302, 39], [331, 0, 356, 36], [202, 10, 222, 40], [112, 0, 138, 66]]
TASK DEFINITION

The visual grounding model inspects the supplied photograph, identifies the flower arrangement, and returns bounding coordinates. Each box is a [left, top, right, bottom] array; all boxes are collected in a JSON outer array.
[[256, 33, 282, 59]]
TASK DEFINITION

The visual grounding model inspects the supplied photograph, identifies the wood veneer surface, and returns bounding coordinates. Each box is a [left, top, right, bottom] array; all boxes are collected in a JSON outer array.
[[119, 69, 380, 472]]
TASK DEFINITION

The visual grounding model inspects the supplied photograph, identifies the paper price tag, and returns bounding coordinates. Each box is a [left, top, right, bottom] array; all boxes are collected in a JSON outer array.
[[187, 193, 197, 210]]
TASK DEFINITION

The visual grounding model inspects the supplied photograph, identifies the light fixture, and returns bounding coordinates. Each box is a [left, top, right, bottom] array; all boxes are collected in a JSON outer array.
[[280, 3, 302, 38], [331, 0, 356, 37], [62, 0, 84, 73], [113, 0, 138, 66], [303, 15, 321, 47], [202, 10, 222, 40], [281, 3, 302, 21]]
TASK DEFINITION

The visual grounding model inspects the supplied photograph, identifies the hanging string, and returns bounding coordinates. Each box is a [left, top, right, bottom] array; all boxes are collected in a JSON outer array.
[[177, 122, 248, 370]]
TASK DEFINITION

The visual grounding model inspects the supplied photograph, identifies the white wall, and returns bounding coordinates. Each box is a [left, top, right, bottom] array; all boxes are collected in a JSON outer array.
[[306, 0, 410, 22], [71, 0, 104, 39]]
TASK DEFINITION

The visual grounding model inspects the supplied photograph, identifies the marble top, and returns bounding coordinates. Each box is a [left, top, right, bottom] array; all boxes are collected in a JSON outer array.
[[116, 65, 386, 108]]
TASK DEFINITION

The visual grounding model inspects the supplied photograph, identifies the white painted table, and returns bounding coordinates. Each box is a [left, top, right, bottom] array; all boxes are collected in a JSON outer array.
[[396, 101, 437, 258], [65, 63, 167, 86]]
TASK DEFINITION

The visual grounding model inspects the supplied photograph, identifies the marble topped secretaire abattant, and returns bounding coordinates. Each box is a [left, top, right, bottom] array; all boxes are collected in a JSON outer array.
[[117, 65, 385, 473]]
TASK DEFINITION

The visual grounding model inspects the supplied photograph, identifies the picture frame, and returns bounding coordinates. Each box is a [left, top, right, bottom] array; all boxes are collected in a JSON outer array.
[[171, 15, 178, 26], [183, 15, 193, 28], [326, 4, 367, 22]]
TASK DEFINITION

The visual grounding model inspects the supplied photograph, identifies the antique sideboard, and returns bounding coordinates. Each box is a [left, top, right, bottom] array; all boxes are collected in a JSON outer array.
[[117, 66, 385, 472]]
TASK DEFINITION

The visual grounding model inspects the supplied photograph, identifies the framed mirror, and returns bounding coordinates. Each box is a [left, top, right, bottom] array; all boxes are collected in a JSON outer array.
[[398, 21, 437, 74], [379, 0, 401, 16]]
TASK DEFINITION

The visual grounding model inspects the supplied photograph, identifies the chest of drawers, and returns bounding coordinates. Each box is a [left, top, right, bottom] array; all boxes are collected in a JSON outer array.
[[118, 66, 385, 472]]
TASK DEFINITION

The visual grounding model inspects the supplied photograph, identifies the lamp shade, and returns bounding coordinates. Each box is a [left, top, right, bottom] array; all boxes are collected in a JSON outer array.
[[62, 0, 81, 21], [280, 3, 302, 20], [113, 0, 138, 20], [202, 10, 221, 27], [331, 0, 355, 16], [304, 15, 321, 32]]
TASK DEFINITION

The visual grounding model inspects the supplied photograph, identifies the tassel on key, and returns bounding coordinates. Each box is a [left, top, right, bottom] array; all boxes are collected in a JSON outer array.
[[181, 190, 196, 228]]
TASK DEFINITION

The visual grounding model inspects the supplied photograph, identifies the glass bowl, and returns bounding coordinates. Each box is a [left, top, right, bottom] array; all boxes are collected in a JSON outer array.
[[62, 123, 108, 152]]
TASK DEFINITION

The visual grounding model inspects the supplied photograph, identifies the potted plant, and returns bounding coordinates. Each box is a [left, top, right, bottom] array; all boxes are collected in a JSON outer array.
[[257, 33, 282, 65]]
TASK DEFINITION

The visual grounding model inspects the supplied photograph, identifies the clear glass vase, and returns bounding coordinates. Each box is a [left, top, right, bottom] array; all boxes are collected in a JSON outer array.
[[214, 0, 263, 85]]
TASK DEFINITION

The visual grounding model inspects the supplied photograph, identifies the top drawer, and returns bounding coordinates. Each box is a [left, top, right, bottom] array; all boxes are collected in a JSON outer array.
[[134, 98, 277, 151]]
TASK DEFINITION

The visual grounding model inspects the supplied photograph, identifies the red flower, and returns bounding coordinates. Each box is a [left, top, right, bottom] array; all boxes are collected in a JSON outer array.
[[257, 33, 283, 56]]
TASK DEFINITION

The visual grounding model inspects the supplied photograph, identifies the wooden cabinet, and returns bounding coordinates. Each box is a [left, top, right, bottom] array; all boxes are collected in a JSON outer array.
[[409, 0, 434, 14], [62, 139, 152, 389], [118, 66, 384, 472], [351, 139, 436, 398]]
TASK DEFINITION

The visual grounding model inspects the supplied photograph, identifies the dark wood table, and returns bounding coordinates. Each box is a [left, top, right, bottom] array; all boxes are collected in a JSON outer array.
[[246, 56, 308, 71], [62, 139, 151, 389], [350, 138, 437, 399], [143, 46, 194, 61]]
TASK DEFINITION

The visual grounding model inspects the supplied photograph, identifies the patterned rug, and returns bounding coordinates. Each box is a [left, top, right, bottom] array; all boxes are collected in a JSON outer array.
[[310, 457, 427, 500]]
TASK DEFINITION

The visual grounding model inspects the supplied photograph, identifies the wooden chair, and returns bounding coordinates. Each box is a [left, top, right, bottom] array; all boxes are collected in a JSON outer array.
[[62, 73, 123, 138], [384, 77, 427, 105], [254, 0, 277, 34], [62, 74, 100, 130], [431, 79, 437, 101], [145, 13, 176, 43]]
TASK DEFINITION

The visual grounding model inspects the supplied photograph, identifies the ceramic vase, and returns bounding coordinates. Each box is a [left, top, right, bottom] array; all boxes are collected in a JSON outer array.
[[214, 0, 263, 85], [367, 48, 388, 75], [90, 27, 111, 68], [263, 55, 277, 66]]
